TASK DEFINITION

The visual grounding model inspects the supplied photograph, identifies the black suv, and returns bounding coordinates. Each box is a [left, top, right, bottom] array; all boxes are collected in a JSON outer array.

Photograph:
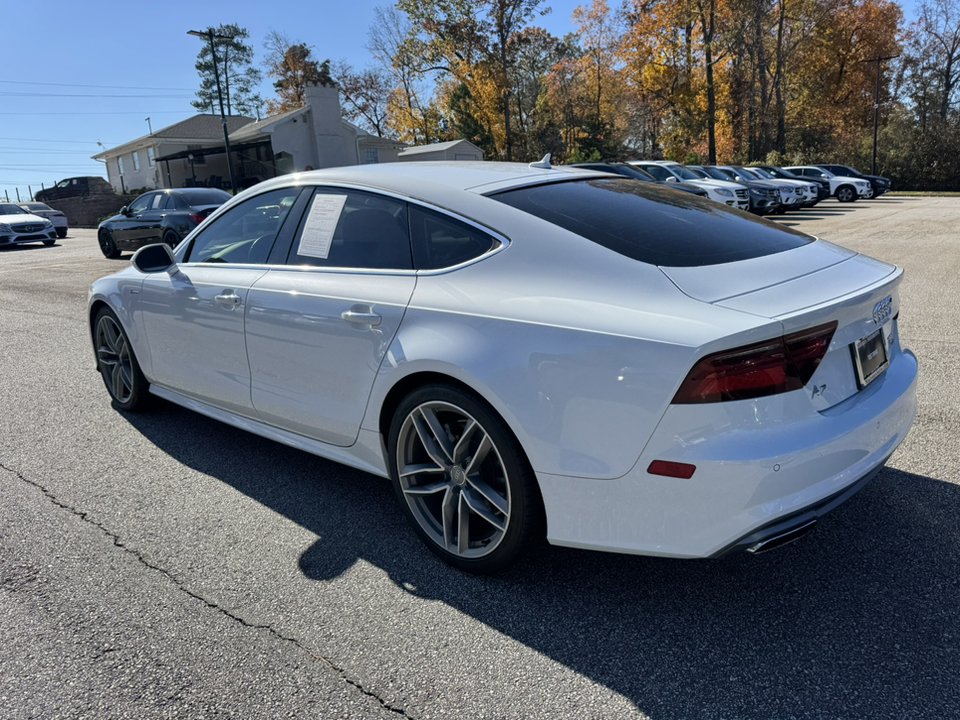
[[816, 164, 891, 198], [35, 176, 114, 202]]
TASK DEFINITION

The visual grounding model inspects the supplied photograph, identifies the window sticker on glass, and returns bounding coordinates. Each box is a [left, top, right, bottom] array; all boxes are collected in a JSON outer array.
[[298, 194, 348, 259]]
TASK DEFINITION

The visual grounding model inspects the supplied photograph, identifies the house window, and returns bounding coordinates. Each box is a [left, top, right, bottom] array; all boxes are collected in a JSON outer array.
[[147, 147, 155, 167], [118, 156, 124, 175], [133, 151, 141, 172], [365, 148, 379, 164], [188, 144, 206, 165]]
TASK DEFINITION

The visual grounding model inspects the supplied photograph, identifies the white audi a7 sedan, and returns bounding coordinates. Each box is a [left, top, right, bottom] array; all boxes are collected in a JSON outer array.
[[88, 161, 918, 573]]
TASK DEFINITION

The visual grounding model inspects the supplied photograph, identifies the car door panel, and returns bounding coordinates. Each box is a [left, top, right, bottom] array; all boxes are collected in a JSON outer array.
[[139, 266, 267, 416], [246, 270, 416, 445]]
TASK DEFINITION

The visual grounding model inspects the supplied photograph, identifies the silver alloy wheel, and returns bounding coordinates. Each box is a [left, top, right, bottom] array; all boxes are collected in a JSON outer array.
[[396, 401, 511, 559], [96, 314, 134, 404]]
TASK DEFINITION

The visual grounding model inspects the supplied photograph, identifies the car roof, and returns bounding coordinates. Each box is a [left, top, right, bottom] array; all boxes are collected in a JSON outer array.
[[247, 162, 599, 200]]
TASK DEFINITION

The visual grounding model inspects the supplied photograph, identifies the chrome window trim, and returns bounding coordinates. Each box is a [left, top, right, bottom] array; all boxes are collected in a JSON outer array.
[[177, 180, 512, 274]]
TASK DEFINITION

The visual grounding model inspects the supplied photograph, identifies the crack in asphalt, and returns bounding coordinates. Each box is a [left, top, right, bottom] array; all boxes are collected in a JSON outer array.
[[1, 460, 415, 719]]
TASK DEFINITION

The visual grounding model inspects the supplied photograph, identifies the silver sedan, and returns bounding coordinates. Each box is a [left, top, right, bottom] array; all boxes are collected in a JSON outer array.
[[88, 162, 917, 573]]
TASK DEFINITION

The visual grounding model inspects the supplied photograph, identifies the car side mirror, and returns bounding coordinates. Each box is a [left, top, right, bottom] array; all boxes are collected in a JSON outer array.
[[120, 206, 130, 216], [132, 243, 176, 274], [664, 176, 678, 183]]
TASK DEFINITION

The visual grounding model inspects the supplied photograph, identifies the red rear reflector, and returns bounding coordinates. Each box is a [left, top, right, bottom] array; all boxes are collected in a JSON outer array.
[[190, 213, 205, 225], [647, 460, 696, 479], [672, 322, 837, 404]]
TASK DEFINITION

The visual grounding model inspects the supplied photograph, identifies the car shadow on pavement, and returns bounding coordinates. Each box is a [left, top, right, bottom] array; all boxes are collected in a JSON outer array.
[[125, 402, 960, 719]]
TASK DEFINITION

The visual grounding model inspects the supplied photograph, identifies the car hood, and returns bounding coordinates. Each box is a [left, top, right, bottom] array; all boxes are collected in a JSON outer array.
[[659, 238, 897, 318], [2, 212, 47, 224], [689, 178, 746, 190]]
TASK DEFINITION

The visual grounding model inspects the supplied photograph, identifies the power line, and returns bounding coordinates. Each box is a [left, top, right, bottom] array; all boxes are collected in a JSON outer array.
[[0, 91, 194, 99], [0, 79, 196, 92], [0, 111, 188, 116], [0, 136, 114, 144]]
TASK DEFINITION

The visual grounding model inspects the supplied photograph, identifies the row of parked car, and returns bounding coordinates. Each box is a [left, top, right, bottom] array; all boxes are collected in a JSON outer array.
[[571, 161, 891, 216]]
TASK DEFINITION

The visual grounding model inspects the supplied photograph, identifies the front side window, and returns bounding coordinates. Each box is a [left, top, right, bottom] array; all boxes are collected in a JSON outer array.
[[186, 187, 303, 264], [490, 178, 813, 267], [287, 189, 411, 270]]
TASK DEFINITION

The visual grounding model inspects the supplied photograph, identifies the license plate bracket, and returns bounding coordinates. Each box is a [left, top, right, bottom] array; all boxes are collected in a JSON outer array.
[[852, 328, 889, 388]]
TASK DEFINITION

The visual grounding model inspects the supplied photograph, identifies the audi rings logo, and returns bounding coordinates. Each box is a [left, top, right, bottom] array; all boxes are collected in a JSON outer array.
[[873, 296, 893, 324]]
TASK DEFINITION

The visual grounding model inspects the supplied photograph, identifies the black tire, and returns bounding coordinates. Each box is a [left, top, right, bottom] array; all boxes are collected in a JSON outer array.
[[56, 228, 67, 239], [98, 228, 120, 259], [93, 307, 151, 412], [162, 229, 180, 248], [387, 384, 543, 574], [836, 185, 857, 203]]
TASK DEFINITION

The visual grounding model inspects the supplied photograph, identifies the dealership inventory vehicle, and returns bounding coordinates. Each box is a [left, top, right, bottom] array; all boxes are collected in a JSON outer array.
[[97, 187, 231, 258], [689, 165, 782, 214], [784, 165, 871, 202], [18, 201, 68, 238], [0, 203, 58, 247], [88, 161, 918, 573], [629, 160, 750, 210], [753, 165, 832, 203], [816, 164, 891, 198], [569, 162, 709, 197]]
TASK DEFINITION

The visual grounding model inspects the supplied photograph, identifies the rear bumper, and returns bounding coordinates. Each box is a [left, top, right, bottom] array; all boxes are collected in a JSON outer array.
[[709, 454, 887, 556], [538, 347, 918, 559]]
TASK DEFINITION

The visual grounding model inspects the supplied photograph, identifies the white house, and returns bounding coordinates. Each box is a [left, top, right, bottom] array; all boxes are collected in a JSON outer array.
[[93, 115, 255, 193], [92, 84, 408, 192]]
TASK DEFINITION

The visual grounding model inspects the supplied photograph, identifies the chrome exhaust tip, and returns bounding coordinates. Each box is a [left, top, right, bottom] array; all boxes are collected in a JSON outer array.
[[746, 519, 817, 554]]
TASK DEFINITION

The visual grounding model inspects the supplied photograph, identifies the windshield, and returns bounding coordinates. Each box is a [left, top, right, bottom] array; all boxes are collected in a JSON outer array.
[[747, 167, 774, 180], [701, 167, 733, 181], [733, 167, 761, 180], [670, 165, 701, 180], [0, 204, 29, 215]]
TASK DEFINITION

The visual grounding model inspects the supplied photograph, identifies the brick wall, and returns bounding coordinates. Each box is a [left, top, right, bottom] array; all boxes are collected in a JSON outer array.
[[45, 193, 137, 228]]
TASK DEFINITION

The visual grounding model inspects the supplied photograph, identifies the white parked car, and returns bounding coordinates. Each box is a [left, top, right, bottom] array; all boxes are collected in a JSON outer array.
[[629, 160, 750, 211], [88, 162, 918, 573], [0, 203, 58, 247], [784, 166, 871, 202], [18, 201, 68, 238]]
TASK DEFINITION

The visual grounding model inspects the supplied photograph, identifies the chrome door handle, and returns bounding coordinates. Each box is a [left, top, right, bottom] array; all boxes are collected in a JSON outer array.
[[215, 290, 242, 309], [341, 309, 381, 327]]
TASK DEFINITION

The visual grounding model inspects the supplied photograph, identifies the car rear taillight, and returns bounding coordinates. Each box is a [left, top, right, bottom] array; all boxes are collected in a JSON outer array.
[[190, 213, 206, 225], [672, 321, 837, 404]]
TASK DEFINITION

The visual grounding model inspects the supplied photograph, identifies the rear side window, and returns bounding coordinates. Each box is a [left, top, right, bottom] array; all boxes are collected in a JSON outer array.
[[410, 206, 496, 269], [490, 178, 813, 267]]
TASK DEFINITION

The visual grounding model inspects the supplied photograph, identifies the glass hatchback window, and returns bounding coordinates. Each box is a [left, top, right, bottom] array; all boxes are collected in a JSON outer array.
[[186, 187, 303, 264], [490, 178, 813, 267]]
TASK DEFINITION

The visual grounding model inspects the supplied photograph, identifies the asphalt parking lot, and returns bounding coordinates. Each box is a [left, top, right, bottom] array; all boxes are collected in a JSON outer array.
[[1, 196, 958, 719]]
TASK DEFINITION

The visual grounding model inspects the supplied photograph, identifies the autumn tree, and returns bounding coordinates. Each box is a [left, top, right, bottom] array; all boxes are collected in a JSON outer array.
[[264, 31, 334, 115], [396, 0, 549, 159], [334, 62, 392, 136], [367, 5, 444, 145], [191, 24, 263, 117]]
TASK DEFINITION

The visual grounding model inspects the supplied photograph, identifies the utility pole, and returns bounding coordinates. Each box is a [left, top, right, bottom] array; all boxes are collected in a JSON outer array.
[[188, 28, 237, 192], [862, 55, 898, 176]]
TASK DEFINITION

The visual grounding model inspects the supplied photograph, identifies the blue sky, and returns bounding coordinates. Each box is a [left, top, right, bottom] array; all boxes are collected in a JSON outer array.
[[1, 0, 585, 201], [2, 0, 914, 202]]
